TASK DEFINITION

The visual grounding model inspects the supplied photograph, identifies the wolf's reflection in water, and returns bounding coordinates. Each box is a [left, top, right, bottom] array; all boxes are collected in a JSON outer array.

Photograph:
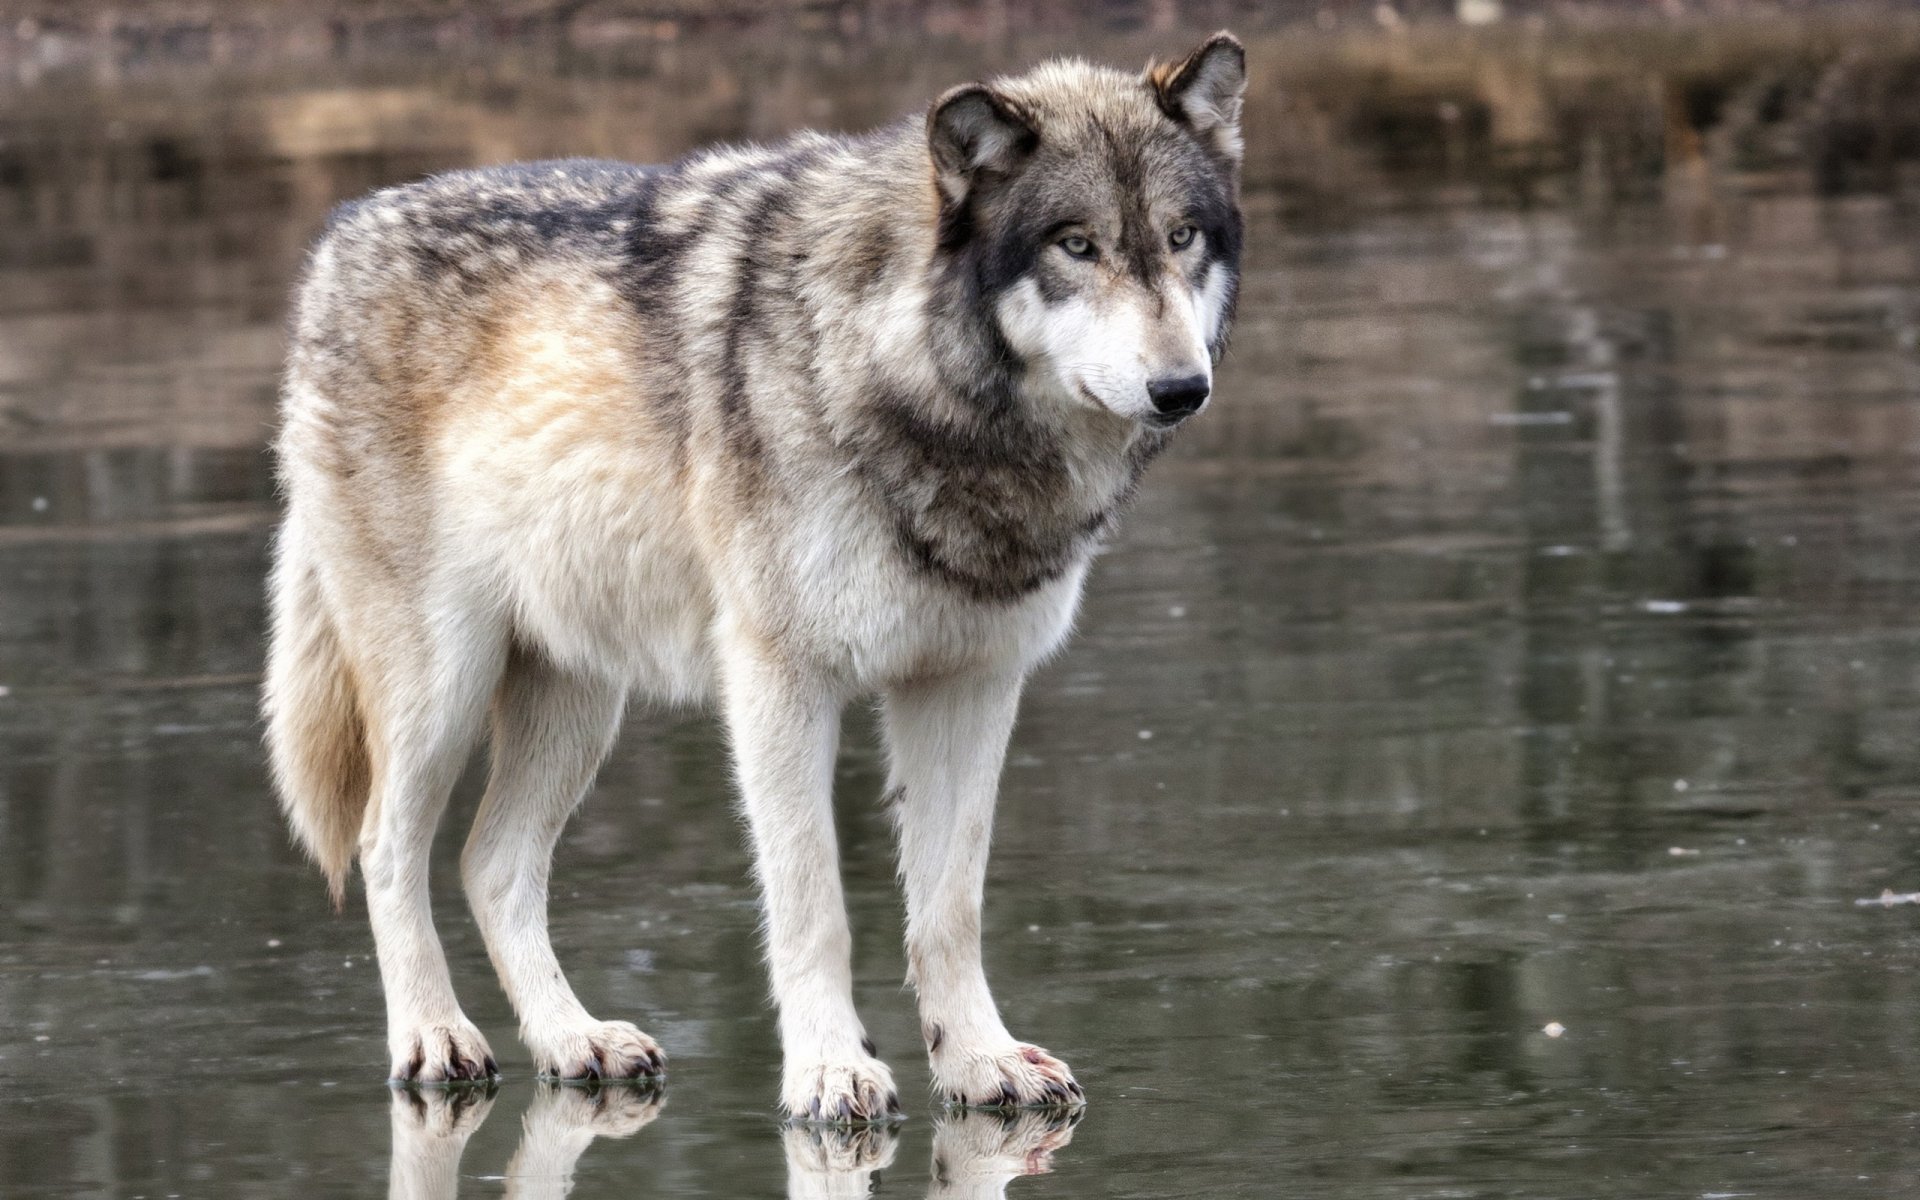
[[387, 1086, 496, 1200], [386, 1082, 663, 1200], [785, 1110, 1080, 1200], [383, 1083, 1076, 1198]]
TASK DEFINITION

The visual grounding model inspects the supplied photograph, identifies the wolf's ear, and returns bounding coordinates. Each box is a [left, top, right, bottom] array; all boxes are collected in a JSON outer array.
[[1149, 31, 1247, 165], [927, 84, 1039, 207]]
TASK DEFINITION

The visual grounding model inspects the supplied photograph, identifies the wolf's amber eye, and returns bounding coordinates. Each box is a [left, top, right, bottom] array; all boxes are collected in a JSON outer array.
[[1169, 225, 1198, 250], [1059, 235, 1097, 260]]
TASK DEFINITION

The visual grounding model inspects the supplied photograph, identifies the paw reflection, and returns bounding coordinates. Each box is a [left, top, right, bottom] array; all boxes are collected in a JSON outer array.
[[506, 1080, 666, 1190], [385, 1079, 662, 1200], [384, 1080, 1080, 1197], [388, 1084, 496, 1200], [783, 1122, 901, 1198], [779, 1107, 1082, 1200], [930, 1109, 1081, 1196]]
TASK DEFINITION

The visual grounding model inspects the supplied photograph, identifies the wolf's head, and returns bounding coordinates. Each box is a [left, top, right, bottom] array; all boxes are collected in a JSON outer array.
[[927, 34, 1246, 430]]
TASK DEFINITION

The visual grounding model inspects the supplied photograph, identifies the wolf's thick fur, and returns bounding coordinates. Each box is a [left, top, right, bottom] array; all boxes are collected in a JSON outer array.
[[264, 34, 1246, 1118]]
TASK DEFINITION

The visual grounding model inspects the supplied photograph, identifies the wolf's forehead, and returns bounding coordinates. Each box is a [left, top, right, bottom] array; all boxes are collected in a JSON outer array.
[[1016, 158, 1186, 231], [1017, 127, 1206, 220], [995, 60, 1213, 202], [999, 59, 1169, 137]]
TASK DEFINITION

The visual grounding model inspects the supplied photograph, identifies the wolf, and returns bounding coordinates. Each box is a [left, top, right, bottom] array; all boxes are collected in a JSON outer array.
[[263, 32, 1246, 1121]]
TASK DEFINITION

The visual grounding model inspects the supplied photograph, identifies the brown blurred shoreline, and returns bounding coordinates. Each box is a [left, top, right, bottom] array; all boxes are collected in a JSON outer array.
[[6, 2, 1920, 205], [4, 1, 1920, 457], [8, 1, 1920, 81]]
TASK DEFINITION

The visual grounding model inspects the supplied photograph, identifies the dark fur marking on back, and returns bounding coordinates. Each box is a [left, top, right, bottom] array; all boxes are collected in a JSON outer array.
[[366, 159, 645, 291], [619, 168, 735, 458], [847, 218, 898, 294], [621, 169, 699, 319], [717, 165, 815, 470]]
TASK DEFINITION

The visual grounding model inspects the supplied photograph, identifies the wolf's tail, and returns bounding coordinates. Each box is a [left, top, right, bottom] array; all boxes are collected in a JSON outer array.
[[262, 521, 370, 910]]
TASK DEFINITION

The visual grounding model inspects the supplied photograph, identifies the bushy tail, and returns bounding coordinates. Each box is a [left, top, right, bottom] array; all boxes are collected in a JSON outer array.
[[262, 524, 370, 910]]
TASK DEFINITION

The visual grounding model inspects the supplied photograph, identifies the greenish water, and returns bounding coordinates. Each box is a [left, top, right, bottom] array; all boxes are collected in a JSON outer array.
[[7, 25, 1920, 1199]]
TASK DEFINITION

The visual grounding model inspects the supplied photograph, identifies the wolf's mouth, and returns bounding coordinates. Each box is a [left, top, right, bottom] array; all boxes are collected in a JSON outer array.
[[1078, 382, 1143, 422]]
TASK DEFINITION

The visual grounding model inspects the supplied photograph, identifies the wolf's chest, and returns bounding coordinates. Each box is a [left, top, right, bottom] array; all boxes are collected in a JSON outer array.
[[837, 554, 1092, 688], [841, 402, 1136, 607], [732, 486, 1092, 687]]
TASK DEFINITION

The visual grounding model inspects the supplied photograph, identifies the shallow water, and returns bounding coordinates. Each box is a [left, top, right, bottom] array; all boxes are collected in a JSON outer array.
[[8, 25, 1920, 1199]]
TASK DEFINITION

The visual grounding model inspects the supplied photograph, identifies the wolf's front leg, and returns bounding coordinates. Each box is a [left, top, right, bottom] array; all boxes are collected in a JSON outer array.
[[883, 673, 1083, 1110], [721, 638, 899, 1123]]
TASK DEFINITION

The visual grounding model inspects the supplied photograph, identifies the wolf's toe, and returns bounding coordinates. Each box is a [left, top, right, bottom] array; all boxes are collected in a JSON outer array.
[[390, 1021, 499, 1086], [538, 1021, 666, 1081], [784, 1055, 903, 1126], [936, 1043, 1083, 1111]]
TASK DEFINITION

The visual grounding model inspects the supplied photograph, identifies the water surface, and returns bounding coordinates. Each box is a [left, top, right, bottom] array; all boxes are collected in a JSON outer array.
[[6, 22, 1920, 1199]]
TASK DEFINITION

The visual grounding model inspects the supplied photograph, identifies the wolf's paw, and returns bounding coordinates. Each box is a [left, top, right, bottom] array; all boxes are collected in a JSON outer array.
[[931, 1108, 1081, 1181], [389, 1019, 499, 1085], [534, 1020, 666, 1081], [933, 1042, 1083, 1110], [526, 1079, 665, 1139], [783, 1053, 903, 1125], [388, 1079, 497, 1137]]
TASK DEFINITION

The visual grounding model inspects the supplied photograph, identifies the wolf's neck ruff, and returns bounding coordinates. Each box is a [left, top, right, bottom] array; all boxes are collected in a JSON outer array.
[[847, 391, 1166, 603]]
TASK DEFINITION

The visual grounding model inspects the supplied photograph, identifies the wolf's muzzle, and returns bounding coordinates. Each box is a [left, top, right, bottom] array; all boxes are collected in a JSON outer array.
[[1147, 374, 1210, 423]]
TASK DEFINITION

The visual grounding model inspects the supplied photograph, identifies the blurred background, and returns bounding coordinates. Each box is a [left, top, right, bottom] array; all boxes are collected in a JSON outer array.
[[6, 1, 1920, 1196]]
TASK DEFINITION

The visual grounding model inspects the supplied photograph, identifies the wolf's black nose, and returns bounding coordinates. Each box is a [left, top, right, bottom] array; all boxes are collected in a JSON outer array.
[[1147, 374, 1210, 419]]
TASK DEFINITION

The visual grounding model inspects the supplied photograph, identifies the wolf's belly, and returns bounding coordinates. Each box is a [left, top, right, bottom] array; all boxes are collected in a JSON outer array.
[[437, 374, 719, 705], [504, 531, 718, 706]]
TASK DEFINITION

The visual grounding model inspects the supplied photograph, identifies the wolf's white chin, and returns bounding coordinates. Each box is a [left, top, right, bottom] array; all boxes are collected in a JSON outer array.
[[1071, 379, 1151, 424]]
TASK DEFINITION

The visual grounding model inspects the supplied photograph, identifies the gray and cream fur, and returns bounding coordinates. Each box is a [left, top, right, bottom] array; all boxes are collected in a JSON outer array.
[[263, 34, 1246, 1120]]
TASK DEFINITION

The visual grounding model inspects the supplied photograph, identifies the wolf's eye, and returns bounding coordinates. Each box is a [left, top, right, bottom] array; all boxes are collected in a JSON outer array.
[[1058, 235, 1097, 260], [1169, 225, 1198, 250]]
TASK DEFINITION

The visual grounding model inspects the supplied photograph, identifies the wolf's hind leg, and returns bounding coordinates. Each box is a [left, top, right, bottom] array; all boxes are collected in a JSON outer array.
[[883, 672, 1083, 1110], [462, 649, 662, 1080], [345, 595, 506, 1082], [720, 637, 898, 1124], [356, 606, 507, 1084]]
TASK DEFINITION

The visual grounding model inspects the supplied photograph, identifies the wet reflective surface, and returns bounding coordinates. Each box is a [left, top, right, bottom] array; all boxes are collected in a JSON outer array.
[[9, 19, 1920, 1198]]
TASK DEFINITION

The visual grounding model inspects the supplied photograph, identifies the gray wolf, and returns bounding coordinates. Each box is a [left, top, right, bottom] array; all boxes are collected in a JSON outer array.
[[263, 31, 1246, 1122]]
